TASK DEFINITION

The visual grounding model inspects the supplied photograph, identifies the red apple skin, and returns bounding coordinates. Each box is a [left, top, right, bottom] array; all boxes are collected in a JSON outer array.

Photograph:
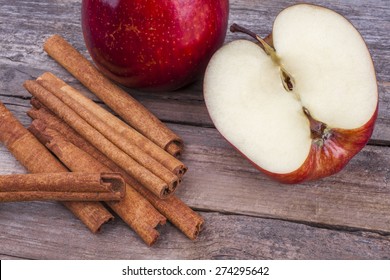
[[236, 106, 378, 184], [206, 24, 378, 184], [81, 0, 229, 91]]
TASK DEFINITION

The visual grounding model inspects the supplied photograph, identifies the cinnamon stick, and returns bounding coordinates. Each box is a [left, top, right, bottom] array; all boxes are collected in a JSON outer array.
[[36, 75, 180, 192], [0, 102, 113, 233], [28, 108, 204, 239], [0, 172, 125, 202], [43, 34, 183, 156], [29, 123, 166, 246], [23, 80, 172, 199], [37, 72, 187, 177]]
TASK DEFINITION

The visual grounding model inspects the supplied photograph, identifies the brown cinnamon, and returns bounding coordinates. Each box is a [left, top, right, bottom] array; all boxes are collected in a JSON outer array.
[[29, 123, 166, 246], [43, 34, 183, 156], [23, 80, 171, 199], [28, 107, 204, 239], [0, 172, 125, 202], [0, 101, 113, 233], [36, 75, 180, 193], [37, 72, 187, 177]]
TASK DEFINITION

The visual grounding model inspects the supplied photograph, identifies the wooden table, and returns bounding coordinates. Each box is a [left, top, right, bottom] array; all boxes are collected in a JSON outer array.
[[1, 0, 389, 259]]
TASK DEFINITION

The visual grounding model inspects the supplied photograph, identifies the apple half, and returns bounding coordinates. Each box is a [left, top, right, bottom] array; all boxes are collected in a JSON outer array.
[[203, 4, 378, 183]]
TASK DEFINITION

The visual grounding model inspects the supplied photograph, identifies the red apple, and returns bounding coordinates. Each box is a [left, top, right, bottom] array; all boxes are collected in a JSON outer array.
[[203, 4, 378, 183], [81, 0, 229, 91]]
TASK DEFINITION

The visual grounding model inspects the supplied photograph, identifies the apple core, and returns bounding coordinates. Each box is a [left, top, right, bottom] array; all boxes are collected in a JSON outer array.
[[204, 4, 378, 182]]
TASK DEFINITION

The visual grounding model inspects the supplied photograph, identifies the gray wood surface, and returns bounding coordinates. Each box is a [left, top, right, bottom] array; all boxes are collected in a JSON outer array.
[[1, 201, 390, 260], [1, 0, 389, 259]]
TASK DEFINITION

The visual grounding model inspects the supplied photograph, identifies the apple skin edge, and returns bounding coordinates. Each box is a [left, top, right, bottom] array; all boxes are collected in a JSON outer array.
[[258, 23, 378, 183], [235, 106, 378, 184], [209, 22, 379, 184], [81, 0, 229, 91]]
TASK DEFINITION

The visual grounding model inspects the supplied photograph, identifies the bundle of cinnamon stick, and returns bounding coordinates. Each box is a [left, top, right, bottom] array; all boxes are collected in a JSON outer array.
[[0, 34, 203, 246]]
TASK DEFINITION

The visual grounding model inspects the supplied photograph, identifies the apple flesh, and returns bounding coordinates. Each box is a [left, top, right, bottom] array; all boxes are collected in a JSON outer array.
[[204, 4, 378, 183], [81, 0, 229, 91]]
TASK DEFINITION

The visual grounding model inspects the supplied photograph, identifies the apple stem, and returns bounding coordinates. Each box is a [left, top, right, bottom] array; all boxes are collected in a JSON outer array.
[[230, 24, 279, 63], [230, 23, 257, 40], [230, 23, 295, 93], [303, 107, 331, 145]]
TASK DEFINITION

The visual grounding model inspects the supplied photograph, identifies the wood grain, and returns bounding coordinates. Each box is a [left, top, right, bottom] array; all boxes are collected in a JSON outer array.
[[1, 0, 389, 142], [0, 201, 389, 260], [175, 125, 390, 232], [0, 0, 389, 259], [0, 254, 29, 260], [1, 119, 390, 233]]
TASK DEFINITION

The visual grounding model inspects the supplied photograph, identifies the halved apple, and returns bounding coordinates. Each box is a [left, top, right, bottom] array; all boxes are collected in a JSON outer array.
[[203, 4, 378, 183]]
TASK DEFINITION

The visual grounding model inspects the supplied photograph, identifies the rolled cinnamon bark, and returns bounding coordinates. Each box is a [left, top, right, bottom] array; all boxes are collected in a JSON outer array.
[[24, 80, 171, 199], [37, 72, 187, 177], [28, 108, 204, 239], [36, 75, 180, 193], [43, 34, 183, 156], [29, 123, 166, 246], [0, 172, 125, 202], [0, 101, 113, 233]]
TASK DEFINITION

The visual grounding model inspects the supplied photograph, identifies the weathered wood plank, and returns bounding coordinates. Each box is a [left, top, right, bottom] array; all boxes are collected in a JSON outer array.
[[1, 0, 388, 79], [1, 104, 390, 234], [1, 65, 389, 144], [173, 124, 390, 232], [1, 0, 390, 260], [0, 0, 389, 142], [0, 254, 29, 260], [0, 201, 389, 259]]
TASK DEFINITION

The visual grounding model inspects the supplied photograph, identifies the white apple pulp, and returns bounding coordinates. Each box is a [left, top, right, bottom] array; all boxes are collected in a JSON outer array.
[[204, 4, 377, 175]]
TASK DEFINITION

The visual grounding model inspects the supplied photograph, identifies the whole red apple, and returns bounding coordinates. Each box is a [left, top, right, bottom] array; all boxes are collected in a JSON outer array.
[[81, 0, 229, 91]]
